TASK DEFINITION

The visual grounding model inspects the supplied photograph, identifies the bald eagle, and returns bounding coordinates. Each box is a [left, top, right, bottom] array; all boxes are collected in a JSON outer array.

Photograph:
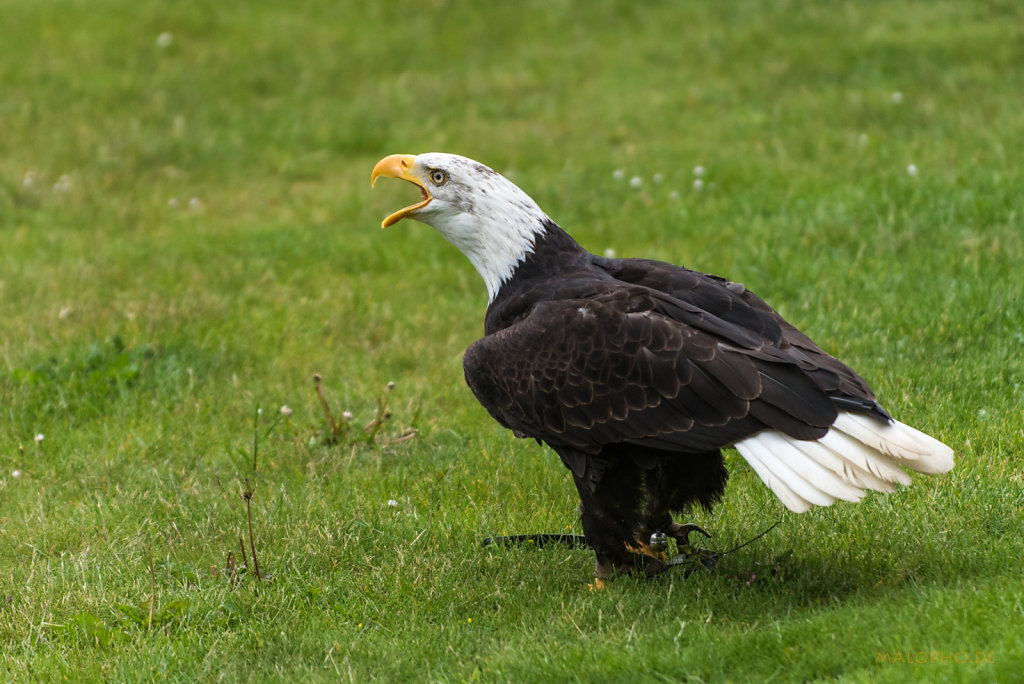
[[371, 152, 954, 582]]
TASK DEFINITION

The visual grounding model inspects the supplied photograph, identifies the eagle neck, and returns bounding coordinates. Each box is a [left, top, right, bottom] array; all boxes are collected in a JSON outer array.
[[502, 219, 589, 282], [485, 220, 594, 334]]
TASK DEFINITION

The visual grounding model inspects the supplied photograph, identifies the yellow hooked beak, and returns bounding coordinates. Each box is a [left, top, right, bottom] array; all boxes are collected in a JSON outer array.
[[370, 154, 430, 228]]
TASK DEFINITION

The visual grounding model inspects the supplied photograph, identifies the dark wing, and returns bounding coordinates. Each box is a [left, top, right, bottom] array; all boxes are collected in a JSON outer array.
[[592, 256, 879, 405], [463, 287, 843, 457]]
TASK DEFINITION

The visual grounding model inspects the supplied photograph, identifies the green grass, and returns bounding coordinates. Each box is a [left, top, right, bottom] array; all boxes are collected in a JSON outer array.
[[2, 0, 1023, 681]]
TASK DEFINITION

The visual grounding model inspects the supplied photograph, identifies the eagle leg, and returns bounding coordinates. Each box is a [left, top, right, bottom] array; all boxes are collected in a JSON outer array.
[[584, 510, 671, 580], [567, 446, 729, 583], [635, 449, 726, 574], [568, 457, 671, 581]]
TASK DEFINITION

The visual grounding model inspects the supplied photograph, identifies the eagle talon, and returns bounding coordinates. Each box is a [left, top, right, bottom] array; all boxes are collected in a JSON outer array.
[[667, 522, 712, 547]]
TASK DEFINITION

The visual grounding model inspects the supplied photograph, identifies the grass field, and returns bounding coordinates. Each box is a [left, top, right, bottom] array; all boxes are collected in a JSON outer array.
[[2, 1, 1023, 681]]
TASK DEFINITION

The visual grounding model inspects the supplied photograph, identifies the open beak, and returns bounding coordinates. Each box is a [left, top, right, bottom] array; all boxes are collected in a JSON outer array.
[[370, 154, 430, 228]]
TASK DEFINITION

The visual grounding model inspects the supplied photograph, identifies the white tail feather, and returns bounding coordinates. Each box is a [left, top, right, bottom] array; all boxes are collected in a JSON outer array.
[[735, 412, 954, 513], [751, 432, 865, 503], [734, 438, 815, 513], [785, 435, 898, 493], [818, 429, 913, 486], [832, 412, 955, 474]]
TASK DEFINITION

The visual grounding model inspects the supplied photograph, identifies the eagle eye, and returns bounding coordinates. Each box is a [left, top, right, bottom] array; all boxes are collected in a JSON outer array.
[[429, 169, 448, 186]]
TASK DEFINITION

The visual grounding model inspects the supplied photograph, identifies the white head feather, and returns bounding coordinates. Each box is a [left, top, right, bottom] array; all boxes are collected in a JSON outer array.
[[373, 153, 551, 301]]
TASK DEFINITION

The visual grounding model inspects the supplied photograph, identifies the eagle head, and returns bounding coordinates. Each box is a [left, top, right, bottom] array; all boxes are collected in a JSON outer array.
[[371, 152, 552, 301]]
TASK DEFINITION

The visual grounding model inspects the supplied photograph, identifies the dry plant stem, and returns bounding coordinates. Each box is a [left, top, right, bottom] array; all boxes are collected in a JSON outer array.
[[363, 394, 391, 444], [252, 407, 260, 472], [313, 374, 340, 439], [147, 548, 154, 634], [245, 492, 262, 582]]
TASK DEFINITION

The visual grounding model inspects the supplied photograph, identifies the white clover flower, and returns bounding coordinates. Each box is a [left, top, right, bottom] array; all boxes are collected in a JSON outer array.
[[53, 175, 72, 193], [156, 32, 173, 48], [386, 381, 396, 391], [280, 405, 293, 417], [891, 91, 904, 104], [693, 179, 705, 191], [857, 133, 869, 147], [693, 165, 705, 178], [387, 499, 399, 507], [907, 164, 918, 177], [629, 176, 643, 189], [668, 191, 680, 202], [612, 169, 625, 181], [342, 410, 353, 421], [188, 197, 201, 210], [603, 248, 617, 258], [34, 433, 44, 443], [12, 470, 21, 478], [23, 172, 36, 188], [168, 197, 180, 208], [652, 173, 664, 184]]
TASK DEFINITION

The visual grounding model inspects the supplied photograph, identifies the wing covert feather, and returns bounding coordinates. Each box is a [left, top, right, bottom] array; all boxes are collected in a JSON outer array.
[[463, 288, 838, 455]]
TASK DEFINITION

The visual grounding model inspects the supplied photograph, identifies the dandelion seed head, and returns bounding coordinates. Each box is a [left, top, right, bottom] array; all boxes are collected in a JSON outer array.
[[693, 165, 705, 178], [603, 248, 617, 259], [652, 173, 664, 184], [907, 164, 918, 177], [387, 499, 399, 507], [693, 179, 705, 191], [612, 169, 625, 181], [668, 191, 680, 202], [23, 172, 36, 188], [891, 91, 904, 104], [629, 176, 643, 189], [188, 197, 201, 210], [12, 470, 21, 478], [53, 175, 72, 193], [156, 32, 173, 48]]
